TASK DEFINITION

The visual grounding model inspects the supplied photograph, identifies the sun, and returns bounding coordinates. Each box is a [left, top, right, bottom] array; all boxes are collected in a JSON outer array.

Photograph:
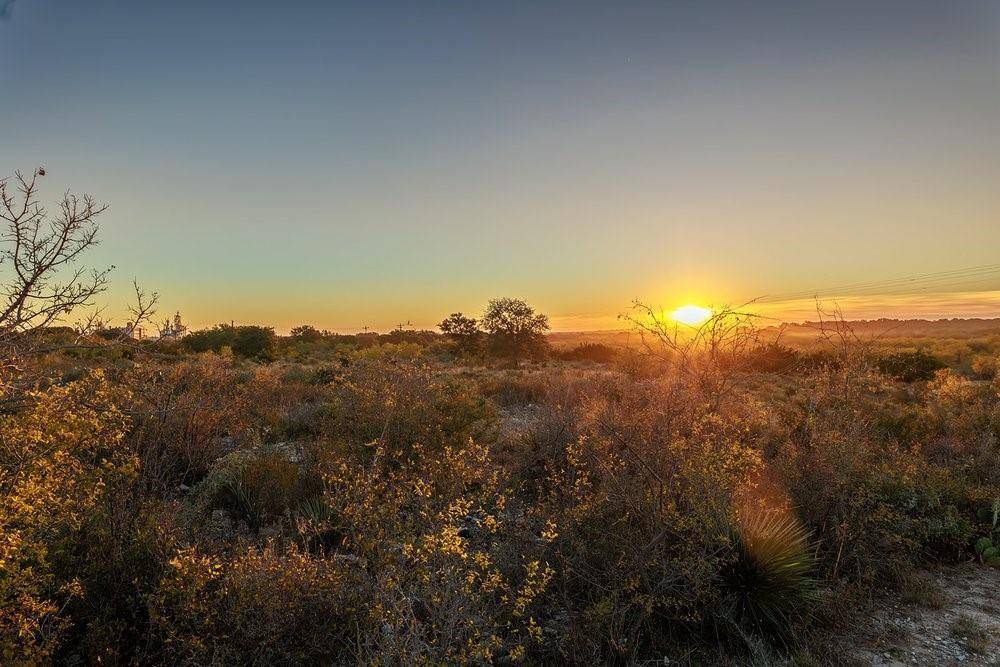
[[669, 304, 712, 326]]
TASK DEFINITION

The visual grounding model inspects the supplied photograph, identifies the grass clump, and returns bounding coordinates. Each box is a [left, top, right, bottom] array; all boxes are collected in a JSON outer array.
[[949, 614, 990, 654], [898, 571, 946, 609]]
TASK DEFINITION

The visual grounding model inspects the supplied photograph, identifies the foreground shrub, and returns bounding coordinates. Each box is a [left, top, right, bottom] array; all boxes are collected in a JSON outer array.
[[877, 350, 946, 382], [772, 367, 992, 586], [323, 439, 553, 663], [528, 378, 769, 661], [69, 482, 173, 663], [149, 544, 362, 665], [126, 357, 286, 490], [192, 446, 320, 532], [0, 371, 132, 663]]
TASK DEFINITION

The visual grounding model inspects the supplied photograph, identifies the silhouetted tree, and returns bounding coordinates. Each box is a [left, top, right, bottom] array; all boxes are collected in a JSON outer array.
[[290, 324, 324, 342], [439, 312, 482, 356], [1, 169, 109, 360], [480, 298, 549, 361]]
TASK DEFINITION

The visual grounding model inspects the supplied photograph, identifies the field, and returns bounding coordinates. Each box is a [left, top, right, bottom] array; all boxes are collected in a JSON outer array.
[[6, 2, 1000, 663], [3, 315, 999, 665]]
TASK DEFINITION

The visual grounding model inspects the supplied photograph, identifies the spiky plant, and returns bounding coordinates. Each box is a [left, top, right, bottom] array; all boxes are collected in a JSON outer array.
[[721, 506, 817, 636], [295, 496, 342, 552], [297, 496, 334, 525]]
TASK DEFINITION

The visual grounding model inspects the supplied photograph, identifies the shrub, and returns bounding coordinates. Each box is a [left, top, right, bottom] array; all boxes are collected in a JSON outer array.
[[125, 358, 261, 489], [69, 481, 173, 663], [877, 350, 946, 382], [970, 354, 998, 379], [771, 366, 990, 585], [192, 446, 320, 532], [320, 437, 554, 663], [149, 544, 363, 664], [184, 324, 277, 360], [322, 359, 491, 460], [232, 325, 277, 361], [481, 371, 548, 406], [0, 371, 133, 663], [741, 343, 801, 373], [526, 376, 767, 661]]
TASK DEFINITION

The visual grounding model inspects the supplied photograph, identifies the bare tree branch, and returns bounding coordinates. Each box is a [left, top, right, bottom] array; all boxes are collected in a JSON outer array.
[[620, 300, 765, 408], [0, 168, 111, 363]]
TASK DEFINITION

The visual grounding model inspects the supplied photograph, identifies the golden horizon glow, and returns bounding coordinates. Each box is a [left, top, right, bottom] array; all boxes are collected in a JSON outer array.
[[669, 304, 713, 326]]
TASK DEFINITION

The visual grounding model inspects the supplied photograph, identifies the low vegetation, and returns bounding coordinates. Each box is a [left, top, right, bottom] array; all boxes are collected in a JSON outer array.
[[2, 171, 999, 664]]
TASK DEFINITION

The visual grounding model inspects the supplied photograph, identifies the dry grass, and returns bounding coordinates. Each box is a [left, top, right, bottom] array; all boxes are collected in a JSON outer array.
[[949, 614, 990, 654], [899, 571, 947, 610]]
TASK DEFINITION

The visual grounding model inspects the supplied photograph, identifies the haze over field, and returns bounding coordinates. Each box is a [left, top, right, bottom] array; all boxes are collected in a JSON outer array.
[[3, 0, 1000, 331]]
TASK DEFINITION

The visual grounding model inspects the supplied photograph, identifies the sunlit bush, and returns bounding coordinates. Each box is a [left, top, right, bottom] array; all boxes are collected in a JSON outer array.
[[318, 436, 555, 663], [720, 504, 817, 636], [0, 371, 133, 662]]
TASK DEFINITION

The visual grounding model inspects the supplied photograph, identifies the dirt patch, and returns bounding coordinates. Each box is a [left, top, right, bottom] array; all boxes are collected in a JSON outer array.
[[848, 566, 999, 666]]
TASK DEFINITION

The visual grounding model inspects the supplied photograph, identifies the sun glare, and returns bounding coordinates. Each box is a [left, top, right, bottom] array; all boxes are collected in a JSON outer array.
[[670, 304, 712, 326]]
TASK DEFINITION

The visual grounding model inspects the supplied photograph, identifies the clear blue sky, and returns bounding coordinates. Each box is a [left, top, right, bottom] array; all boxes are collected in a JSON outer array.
[[3, 1, 1000, 330]]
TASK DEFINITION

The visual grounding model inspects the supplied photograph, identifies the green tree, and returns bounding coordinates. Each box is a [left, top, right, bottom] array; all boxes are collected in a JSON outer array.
[[480, 298, 549, 361], [184, 326, 232, 353], [232, 326, 277, 360]]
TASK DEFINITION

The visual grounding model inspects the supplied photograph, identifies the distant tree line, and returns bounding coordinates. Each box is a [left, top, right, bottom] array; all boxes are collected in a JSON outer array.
[[184, 324, 278, 360]]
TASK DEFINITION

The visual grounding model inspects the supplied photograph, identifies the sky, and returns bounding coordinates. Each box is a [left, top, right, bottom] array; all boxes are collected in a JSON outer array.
[[2, 0, 1000, 332]]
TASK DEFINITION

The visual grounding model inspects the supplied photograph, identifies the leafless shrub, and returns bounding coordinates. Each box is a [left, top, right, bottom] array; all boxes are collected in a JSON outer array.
[[1, 169, 109, 359], [622, 300, 766, 407]]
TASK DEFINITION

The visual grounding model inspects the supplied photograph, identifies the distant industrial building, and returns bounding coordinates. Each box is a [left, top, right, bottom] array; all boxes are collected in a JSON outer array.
[[158, 311, 188, 340]]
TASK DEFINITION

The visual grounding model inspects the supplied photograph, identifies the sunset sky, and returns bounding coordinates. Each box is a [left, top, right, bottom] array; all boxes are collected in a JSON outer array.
[[3, 1, 1000, 332]]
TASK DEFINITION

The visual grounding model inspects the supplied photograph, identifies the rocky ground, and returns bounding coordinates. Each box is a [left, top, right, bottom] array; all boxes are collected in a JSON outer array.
[[848, 566, 999, 666]]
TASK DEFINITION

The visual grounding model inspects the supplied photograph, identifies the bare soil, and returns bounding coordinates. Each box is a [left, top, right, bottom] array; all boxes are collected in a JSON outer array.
[[847, 566, 999, 666]]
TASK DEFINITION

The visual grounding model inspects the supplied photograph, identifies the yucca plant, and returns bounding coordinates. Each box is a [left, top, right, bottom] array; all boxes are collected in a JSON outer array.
[[720, 505, 818, 637], [297, 496, 334, 525], [295, 496, 342, 552]]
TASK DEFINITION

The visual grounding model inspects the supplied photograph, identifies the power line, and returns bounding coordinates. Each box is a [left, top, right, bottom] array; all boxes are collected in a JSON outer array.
[[757, 263, 1000, 302], [753, 262, 1000, 305]]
